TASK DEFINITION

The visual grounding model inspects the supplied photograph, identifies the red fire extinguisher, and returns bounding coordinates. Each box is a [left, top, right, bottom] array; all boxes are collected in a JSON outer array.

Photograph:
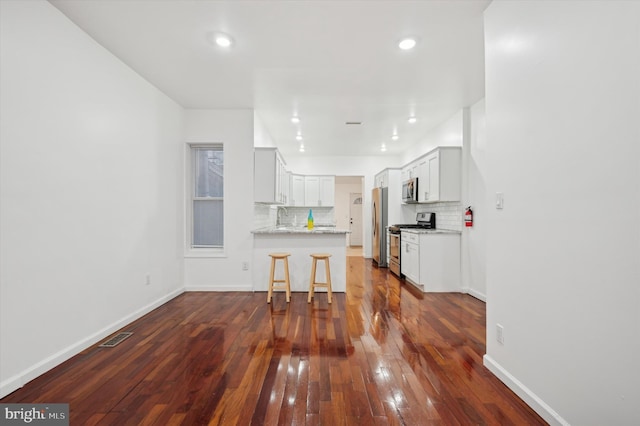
[[465, 206, 473, 227]]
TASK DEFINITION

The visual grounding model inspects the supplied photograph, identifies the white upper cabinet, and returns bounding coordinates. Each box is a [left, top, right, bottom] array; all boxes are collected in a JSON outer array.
[[304, 176, 319, 206], [401, 162, 418, 182], [319, 176, 335, 206], [254, 147, 288, 204], [290, 174, 305, 206], [413, 147, 461, 203], [375, 170, 388, 188], [254, 148, 335, 206], [305, 175, 335, 206]]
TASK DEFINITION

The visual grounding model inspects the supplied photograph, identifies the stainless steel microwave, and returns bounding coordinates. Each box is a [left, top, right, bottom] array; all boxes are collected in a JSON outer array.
[[402, 178, 418, 203]]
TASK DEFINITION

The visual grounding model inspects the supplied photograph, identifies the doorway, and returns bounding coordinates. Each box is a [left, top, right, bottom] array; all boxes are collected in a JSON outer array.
[[334, 176, 363, 252], [349, 192, 363, 246]]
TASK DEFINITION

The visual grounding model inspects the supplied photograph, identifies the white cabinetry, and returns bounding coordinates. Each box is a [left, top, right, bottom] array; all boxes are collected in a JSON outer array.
[[400, 232, 420, 284], [254, 147, 288, 204], [400, 231, 461, 292], [304, 176, 319, 206], [417, 151, 440, 202], [401, 162, 418, 182], [290, 174, 305, 206], [375, 170, 388, 188], [319, 176, 335, 206], [281, 169, 290, 205], [417, 158, 428, 202], [399, 147, 461, 203], [304, 175, 335, 206], [412, 147, 461, 203]]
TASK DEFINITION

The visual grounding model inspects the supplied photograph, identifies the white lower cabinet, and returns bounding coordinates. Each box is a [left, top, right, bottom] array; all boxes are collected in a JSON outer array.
[[400, 231, 461, 292], [400, 232, 420, 284]]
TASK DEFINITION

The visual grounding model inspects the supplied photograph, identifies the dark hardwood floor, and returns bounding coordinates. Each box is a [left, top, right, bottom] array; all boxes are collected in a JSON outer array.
[[1, 257, 546, 425]]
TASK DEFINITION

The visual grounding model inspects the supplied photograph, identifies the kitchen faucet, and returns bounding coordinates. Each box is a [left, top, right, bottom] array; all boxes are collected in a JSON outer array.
[[277, 207, 288, 225]]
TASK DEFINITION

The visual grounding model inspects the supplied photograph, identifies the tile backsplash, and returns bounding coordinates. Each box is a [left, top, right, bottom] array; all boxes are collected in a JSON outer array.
[[416, 202, 463, 231], [254, 202, 460, 230], [253, 204, 276, 229], [253, 205, 335, 229]]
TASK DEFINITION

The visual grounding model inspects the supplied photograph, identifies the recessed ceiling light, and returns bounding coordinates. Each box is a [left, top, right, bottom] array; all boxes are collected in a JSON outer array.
[[408, 116, 417, 124], [296, 135, 303, 141], [299, 144, 305, 152], [381, 143, 387, 152], [209, 32, 234, 48], [398, 38, 417, 50], [391, 134, 399, 141], [291, 116, 300, 124]]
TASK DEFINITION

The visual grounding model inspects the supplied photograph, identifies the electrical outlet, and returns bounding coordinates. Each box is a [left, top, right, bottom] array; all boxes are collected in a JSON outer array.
[[496, 324, 504, 344], [496, 192, 504, 209], [145, 274, 151, 286], [242, 261, 249, 271]]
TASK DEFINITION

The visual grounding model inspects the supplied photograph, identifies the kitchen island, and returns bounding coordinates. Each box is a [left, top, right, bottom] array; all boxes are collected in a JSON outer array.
[[252, 226, 350, 294]]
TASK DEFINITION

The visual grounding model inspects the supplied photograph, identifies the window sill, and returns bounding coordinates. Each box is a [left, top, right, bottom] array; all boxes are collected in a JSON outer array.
[[184, 248, 226, 259]]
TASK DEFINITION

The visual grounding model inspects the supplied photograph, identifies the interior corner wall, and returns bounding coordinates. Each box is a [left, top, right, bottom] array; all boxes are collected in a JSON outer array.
[[0, 0, 184, 398], [183, 109, 255, 291], [461, 100, 487, 301], [483, 1, 640, 424]]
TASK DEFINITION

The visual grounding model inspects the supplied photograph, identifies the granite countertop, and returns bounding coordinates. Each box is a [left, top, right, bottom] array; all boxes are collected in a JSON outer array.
[[401, 228, 462, 235], [252, 225, 351, 234]]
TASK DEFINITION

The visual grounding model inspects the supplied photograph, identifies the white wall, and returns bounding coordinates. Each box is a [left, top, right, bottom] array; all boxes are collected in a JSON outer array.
[[286, 155, 401, 258], [461, 101, 487, 300], [400, 109, 464, 165], [253, 111, 276, 148], [484, 1, 640, 424], [183, 110, 255, 290], [0, 0, 184, 398]]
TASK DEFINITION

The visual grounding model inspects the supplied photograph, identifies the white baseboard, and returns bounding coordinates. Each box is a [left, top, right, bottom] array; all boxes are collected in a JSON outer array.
[[184, 284, 253, 292], [463, 287, 486, 302], [0, 288, 184, 399], [483, 355, 568, 426]]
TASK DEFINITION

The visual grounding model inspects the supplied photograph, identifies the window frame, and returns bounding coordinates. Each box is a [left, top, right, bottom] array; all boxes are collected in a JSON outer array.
[[185, 143, 226, 257]]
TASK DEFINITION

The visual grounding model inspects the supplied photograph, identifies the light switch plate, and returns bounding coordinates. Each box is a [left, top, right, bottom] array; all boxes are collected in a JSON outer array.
[[496, 192, 504, 209], [496, 324, 504, 344]]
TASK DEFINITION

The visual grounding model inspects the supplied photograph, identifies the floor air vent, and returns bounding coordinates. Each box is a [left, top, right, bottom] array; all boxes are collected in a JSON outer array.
[[99, 332, 133, 348]]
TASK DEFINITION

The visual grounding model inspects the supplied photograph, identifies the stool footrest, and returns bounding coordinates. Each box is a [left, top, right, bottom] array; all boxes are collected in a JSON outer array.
[[308, 254, 333, 304], [267, 254, 291, 304]]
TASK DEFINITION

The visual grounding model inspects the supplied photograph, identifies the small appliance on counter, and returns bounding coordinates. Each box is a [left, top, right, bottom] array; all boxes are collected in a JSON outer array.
[[388, 212, 436, 277]]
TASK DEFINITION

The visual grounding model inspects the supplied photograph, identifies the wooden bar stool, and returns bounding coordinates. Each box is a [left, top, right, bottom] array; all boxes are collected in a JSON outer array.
[[267, 253, 291, 303], [308, 253, 332, 304]]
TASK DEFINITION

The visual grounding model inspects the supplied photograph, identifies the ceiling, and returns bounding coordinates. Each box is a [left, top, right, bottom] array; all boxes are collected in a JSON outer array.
[[50, 0, 489, 159]]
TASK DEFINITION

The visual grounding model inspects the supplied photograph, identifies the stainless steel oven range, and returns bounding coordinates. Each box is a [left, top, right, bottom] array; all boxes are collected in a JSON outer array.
[[388, 212, 436, 278]]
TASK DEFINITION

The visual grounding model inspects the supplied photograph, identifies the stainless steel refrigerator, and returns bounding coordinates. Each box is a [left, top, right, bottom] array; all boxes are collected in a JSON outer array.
[[371, 187, 388, 267]]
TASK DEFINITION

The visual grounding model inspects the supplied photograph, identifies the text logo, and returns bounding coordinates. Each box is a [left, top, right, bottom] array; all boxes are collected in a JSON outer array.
[[0, 404, 68, 425]]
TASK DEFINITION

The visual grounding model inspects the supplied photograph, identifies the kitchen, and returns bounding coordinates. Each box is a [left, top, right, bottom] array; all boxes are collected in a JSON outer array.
[[2, 1, 639, 425]]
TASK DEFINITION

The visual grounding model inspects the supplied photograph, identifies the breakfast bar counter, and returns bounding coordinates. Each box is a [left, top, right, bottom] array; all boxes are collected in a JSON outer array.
[[252, 226, 350, 293]]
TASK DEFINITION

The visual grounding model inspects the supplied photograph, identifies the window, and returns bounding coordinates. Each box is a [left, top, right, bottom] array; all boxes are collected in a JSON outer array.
[[191, 145, 223, 249]]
